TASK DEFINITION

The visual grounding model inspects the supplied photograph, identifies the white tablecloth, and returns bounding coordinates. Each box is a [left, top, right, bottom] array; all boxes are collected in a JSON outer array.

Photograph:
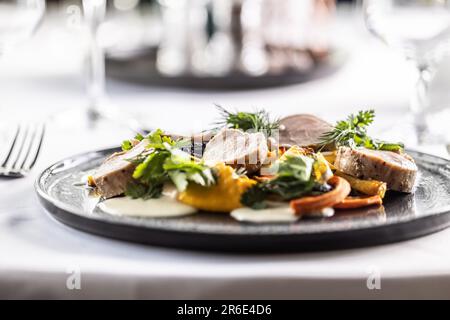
[[1, 10, 450, 299]]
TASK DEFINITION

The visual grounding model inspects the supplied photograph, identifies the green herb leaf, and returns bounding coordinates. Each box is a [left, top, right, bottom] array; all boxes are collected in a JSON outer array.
[[370, 140, 404, 151], [241, 155, 315, 208], [164, 153, 215, 192], [318, 110, 404, 152], [277, 155, 314, 181], [125, 181, 163, 199], [135, 133, 144, 141], [240, 185, 268, 209], [213, 105, 280, 137], [241, 177, 315, 209], [121, 132, 145, 151], [124, 129, 216, 199], [121, 140, 133, 151]]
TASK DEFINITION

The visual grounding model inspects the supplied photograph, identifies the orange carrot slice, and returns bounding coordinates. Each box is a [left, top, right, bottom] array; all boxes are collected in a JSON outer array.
[[290, 176, 351, 216], [334, 195, 382, 210]]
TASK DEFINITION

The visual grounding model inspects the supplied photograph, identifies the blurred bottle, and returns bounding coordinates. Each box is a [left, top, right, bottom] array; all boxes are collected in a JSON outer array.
[[262, 0, 335, 74], [156, 0, 335, 77], [157, 0, 209, 76]]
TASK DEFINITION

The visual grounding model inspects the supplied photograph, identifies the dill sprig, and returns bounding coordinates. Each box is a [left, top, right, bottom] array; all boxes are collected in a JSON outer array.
[[318, 110, 404, 152], [213, 104, 280, 137]]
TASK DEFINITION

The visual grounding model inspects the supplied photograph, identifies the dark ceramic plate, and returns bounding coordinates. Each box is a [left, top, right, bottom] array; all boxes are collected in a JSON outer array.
[[36, 148, 450, 252], [105, 47, 347, 90]]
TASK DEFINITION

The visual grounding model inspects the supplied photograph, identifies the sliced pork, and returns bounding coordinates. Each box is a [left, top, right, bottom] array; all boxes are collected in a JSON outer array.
[[334, 146, 418, 193], [92, 139, 149, 198], [203, 128, 268, 174], [279, 114, 333, 149]]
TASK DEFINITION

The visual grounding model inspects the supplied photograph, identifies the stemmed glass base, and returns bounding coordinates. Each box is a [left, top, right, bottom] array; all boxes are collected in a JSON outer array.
[[82, 92, 146, 134], [411, 67, 433, 144], [82, 0, 146, 135], [410, 65, 450, 146]]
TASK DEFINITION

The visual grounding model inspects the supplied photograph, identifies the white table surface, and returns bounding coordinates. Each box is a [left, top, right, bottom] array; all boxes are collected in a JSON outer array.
[[1, 10, 450, 299]]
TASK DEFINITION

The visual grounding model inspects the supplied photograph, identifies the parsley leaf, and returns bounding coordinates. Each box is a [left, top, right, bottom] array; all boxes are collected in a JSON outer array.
[[121, 140, 133, 151], [121, 132, 145, 151], [124, 130, 216, 198], [318, 110, 404, 152], [164, 153, 215, 192]]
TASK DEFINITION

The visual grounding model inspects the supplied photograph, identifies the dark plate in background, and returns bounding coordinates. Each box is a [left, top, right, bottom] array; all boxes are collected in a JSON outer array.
[[105, 47, 347, 90], [36, 148, 450, 252]]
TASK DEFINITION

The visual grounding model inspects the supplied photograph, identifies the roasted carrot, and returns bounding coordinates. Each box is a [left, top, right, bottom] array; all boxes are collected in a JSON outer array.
[[334, 171, 387, 198], [290, 176, 351, 216], [322, 151, 336, 165], [334, 195, 382, 210]]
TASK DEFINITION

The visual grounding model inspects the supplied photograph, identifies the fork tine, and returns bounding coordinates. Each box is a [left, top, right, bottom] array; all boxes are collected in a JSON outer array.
[[10, 125, 30, 170], [1, 125, 21, 167], [18, 124, 39, 171], [25, 123, 45, 171]]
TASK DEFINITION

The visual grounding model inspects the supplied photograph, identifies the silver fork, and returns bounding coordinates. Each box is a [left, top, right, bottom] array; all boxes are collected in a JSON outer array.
[[0, 123, 45, 178]]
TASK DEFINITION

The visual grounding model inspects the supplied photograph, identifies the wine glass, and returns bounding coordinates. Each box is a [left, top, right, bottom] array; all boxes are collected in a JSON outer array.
[[82, 0, 107, 123], [363, 0, 450, 144], [81, 0, 147, 132], [0, 0, 45, 56]]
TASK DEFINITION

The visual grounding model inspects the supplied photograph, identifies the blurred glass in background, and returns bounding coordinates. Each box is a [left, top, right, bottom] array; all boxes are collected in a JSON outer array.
[[102, 0, 339, 90], [156, 0, 335, 77], [67, 0, 340, 130], [363, 0, 450, 145], [9, 0, 449, 146], [81, 0, 155, 130], [159, 0, 335, 77], [0, 0, 45, 55]]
